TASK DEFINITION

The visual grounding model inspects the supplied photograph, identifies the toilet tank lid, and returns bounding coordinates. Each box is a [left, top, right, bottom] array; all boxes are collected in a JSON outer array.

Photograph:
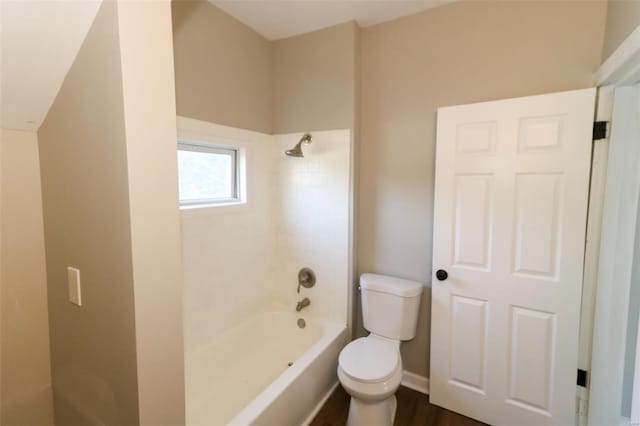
[[360, 273, 423, 297]]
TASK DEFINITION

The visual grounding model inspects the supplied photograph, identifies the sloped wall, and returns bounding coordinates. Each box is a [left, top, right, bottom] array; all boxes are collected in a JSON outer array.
[[38, 3, 139, 423]]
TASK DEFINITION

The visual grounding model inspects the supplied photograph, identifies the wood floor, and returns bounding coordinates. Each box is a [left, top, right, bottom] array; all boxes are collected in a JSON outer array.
[[310, 385, 487, 426]]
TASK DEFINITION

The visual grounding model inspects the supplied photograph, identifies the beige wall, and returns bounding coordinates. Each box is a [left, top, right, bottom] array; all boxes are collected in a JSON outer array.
[[602, 0, 640, 61], [171, 3, 360, 137], [358, 0, 607, 376], [172, 0, 273, 134], [38, 2, 140, 424], [39, 2, 185, 424], [117, 1, 185, 423], [1, 129, 53, 426], [273, 22, 359, 134]]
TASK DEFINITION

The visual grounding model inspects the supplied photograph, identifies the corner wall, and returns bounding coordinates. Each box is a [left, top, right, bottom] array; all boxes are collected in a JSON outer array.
[[1, 129, 53, 426], [172, 0, 273, 134], [117, 2, 185, 423], [601, 0, 640, 62], [170, 3, 360, 139], [38, 1, 184, 424], [38, 3, 139, 423], [272, 22, 359, 134]]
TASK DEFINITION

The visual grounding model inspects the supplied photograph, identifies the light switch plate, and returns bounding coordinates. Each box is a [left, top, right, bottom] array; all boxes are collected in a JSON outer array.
[[67, 267, 82, 306]]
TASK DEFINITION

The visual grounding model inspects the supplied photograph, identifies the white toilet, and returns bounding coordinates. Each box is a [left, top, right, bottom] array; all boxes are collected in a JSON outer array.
[[338, 273, 423, 426]]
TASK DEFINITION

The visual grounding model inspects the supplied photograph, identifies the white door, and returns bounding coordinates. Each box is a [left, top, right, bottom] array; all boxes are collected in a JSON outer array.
[[430, 88, 596, 426]]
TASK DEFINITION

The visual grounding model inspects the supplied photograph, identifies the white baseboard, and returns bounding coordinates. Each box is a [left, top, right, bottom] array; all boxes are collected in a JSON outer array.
[[301, 381, 339, 426], [401, 370, 429, 395]]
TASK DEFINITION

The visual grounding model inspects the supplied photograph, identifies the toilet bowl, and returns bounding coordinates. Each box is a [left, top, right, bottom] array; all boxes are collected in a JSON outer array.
[[338, 336, 403, 426], [338, 273, 423, 426]]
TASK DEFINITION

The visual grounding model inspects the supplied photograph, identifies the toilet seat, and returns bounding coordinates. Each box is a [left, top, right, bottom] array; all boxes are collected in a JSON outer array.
[[339, 337, 399, 384]]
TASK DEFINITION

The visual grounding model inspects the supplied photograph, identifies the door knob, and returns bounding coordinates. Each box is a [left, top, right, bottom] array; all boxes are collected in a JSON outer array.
[[435, 269, 448, 281]]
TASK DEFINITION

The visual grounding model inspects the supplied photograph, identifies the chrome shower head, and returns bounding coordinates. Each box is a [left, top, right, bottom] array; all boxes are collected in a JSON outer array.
[[284, 144, 304, 157], [285, 133, 312, 157]]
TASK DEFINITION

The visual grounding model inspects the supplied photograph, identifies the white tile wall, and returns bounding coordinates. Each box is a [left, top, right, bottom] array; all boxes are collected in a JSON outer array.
[[178, 117, 277, 352], [178, 117, 351, 352], [273, 130, 351, 325]]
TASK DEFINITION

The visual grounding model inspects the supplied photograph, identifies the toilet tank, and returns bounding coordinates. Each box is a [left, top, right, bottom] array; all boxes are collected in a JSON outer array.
[[360, 273, 423, 340]]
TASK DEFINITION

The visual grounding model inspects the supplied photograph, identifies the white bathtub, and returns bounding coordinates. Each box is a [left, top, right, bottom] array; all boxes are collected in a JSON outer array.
[[185, 311, 348, 425]]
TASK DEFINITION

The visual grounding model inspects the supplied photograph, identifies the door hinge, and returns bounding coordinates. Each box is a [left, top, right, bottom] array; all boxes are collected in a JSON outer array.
[[577, 369, 588, 387], [593, 121, 608, 140]]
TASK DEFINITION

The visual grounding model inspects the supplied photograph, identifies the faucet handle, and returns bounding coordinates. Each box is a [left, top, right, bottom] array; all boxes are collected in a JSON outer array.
[[297, 267, 316, 294]]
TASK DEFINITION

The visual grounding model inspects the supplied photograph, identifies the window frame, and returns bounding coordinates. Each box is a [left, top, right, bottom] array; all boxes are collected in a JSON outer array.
[[177, 140, 241, 207]]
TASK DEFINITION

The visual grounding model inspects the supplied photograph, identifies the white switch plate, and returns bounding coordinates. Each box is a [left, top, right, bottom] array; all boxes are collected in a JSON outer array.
[[67, 267, 82, 306]]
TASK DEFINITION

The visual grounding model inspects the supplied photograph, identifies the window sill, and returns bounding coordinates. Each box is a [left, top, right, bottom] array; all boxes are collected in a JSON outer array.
[[179, 200, 248, 218]]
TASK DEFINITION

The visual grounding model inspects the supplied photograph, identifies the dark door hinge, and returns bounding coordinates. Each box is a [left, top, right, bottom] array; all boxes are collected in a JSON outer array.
[[577, 369, 588, 387], [593, 121, 608, 140]]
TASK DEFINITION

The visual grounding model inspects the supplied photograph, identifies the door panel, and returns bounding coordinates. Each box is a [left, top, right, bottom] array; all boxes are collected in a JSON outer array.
[[430, 89, 596, 426], [513, 173, 562, 279], [450, 295, 488, 393], [508, 306, 556, 414], [453, 174, 493, 270]]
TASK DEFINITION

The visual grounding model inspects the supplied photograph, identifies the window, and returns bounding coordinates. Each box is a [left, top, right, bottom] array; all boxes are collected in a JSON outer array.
[[177, 141, 241, 206]]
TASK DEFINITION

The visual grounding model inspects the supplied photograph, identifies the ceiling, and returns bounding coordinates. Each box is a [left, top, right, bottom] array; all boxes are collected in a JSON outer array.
[[1, 0, 102, 132], [210, 0, 455, 41]]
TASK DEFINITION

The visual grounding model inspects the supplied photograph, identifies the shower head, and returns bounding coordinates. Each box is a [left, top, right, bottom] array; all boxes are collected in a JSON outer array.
[[285, 133, 312, 157]]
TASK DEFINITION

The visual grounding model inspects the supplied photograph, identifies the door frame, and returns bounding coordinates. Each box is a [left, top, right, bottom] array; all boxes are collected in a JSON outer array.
[[587, 23, 640, 426], [576, 86, 612, 426], [597, 25, 640, 87]]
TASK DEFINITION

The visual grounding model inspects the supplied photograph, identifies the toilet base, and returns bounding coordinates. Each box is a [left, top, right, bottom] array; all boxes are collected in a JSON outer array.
[[346, 394, 397, 426]]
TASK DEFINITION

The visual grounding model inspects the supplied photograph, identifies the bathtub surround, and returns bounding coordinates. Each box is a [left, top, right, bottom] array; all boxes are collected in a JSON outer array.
[[178, 117, 276, 352], [179, 118, 352, 423], [274, 131, 351, 325], [38, 1, 184, 424], [1, 129, 53, 425], [179, 118, 352, 341], [180, 122, 351, 326]]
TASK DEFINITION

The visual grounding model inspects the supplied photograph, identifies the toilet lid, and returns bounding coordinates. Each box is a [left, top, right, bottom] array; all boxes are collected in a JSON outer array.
[[339, 337, 399, 384]]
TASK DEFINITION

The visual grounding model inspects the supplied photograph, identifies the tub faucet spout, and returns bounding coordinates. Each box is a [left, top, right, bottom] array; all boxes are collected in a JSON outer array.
[[296, 297, 311, 312]]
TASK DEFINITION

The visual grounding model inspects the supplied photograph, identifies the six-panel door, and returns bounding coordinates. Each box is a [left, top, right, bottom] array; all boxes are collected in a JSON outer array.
[[430, 89, 596, 426]]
